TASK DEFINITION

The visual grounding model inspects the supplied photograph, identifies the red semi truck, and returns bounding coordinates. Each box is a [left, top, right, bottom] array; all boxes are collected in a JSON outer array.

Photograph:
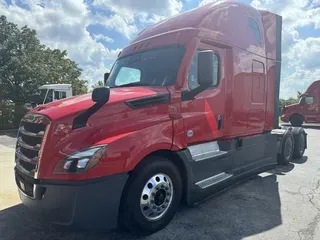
[[281, 80, 320, 126], [14, 1, 307, 235]]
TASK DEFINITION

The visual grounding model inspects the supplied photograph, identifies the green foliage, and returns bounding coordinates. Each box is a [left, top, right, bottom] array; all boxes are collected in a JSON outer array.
[[0, 15, 89, 129], [0, 15, 86, 104], [279, 91, 301, 109], [91, 80, 104, 91]]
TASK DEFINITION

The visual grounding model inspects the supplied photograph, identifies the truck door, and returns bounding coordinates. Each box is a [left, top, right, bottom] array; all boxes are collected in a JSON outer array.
[[300, 96, 317, 122], [181, 42, 232, 182], [181, 44, 226, 145]]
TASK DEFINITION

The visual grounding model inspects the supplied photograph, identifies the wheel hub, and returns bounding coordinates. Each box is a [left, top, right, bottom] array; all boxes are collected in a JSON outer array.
[[140, 174, 173, 221]]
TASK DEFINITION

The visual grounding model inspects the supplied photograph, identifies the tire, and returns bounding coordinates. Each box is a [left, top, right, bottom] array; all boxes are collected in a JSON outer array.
[[278, 131, 294, 165], [293, 128, 306, 159], [290, 114, 303, 127], [120, 156, 182, 236]]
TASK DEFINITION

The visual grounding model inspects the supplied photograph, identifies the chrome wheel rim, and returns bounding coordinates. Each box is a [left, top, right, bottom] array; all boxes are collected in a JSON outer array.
[[140, 173, 173, 221]]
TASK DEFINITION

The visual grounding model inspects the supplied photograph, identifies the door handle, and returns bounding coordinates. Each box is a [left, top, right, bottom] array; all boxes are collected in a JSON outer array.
[[217, 115, 223, 130]]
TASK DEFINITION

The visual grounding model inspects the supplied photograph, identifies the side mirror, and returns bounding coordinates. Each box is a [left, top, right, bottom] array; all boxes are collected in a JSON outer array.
[[197, 50, 216, 87], [104, 72, 110, 85], [92, 87, 110, 104]]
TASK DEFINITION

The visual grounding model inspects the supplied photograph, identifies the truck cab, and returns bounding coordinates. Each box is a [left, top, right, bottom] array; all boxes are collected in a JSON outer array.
[[280, 80, 320, 126], [14, 1, 307, 235]]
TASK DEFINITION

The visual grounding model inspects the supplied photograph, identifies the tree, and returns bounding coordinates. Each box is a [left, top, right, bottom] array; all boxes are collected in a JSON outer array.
[[91, 80, 104, 90], [73, 79, 88, 95], [279, 91, 301, 109], [0, 15, 86, 104]]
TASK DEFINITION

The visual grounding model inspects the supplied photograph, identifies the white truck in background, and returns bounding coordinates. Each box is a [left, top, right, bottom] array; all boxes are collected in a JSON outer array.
[[24, 84, 72, 110]]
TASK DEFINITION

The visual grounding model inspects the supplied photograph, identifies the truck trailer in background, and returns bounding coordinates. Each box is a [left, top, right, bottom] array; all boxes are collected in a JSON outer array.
[[14, 1, 307, 235], [281, 80, 320, 126]]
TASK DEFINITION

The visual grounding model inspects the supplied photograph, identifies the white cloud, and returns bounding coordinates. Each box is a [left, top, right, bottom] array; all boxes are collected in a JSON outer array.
[[313, 0, 320, 6], [250, 0, 320, 98], [93, 33, 114, 43], [94, 0, 183, 17], [286, 38, 320, 70], [93, 0, 183, 35], [198, 0, 220, 7], [92, 13, 137, 39], [0, 0, 119, 85]]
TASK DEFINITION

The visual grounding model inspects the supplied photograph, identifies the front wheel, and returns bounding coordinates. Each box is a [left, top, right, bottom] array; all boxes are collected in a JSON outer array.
[[120, 157, 182, 235]]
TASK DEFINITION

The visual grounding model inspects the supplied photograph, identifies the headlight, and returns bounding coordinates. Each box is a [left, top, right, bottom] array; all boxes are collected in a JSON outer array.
[[52, 145, 107, 174]]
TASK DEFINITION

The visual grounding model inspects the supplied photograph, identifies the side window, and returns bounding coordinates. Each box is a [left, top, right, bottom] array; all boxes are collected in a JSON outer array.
[[61, 91, 66, 98], [305, 96, 314, 105], [115, 67, 141, 86], [248, 17, 262, 45], [188, 50, 219, 90], [54, 91, 59, 100]]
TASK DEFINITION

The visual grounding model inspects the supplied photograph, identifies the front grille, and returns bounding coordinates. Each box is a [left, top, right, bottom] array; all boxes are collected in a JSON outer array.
[[15, 114, 50, 176], [15, 170, 34, 198]]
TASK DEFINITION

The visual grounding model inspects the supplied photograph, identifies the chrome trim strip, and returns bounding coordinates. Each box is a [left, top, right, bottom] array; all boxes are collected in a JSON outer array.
[[16, 149, 38, 164], [188, 141, 228, 162], [17, 138, 41, 151], [196, 172, 233, 189], [19, 126, 44, 137]]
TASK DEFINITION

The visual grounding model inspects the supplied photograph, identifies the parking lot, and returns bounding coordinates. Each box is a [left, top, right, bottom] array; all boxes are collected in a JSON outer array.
[[1, 126, 320, 240]]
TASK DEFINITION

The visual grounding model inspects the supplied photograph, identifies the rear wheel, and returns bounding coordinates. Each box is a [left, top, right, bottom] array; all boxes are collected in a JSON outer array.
[[290, 114, 303, 127], [293, 128, 306, 158], [120, 157, 182, 236], [278, 131, 294, 165]]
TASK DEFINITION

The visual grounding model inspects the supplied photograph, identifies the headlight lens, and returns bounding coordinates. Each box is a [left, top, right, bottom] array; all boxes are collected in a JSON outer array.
[[53, 145, 107, 174]]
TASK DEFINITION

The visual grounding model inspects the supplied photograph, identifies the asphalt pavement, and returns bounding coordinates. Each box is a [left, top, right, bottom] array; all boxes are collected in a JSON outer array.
[[1, 126, 320, 240]]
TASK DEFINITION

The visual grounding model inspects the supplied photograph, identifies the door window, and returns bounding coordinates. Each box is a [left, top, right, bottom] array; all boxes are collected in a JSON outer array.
[[305, 96, 314, 105], [188, 50, 219, 90], [300, 96, 314, 105], [54, 91, 67, 100], [248, 17, 262, 45], [61, 91, 67, 98]]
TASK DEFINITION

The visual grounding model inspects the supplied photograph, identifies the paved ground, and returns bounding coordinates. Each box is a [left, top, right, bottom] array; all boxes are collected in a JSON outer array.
[[1, 127, 320, 240]]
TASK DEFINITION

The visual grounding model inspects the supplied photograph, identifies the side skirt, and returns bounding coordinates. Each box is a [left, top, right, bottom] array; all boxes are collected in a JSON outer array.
[[177, 132, 278, 205]]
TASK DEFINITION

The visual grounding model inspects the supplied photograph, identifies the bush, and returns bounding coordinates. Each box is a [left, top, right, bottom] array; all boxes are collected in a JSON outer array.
[[0, 102, 26, 130]]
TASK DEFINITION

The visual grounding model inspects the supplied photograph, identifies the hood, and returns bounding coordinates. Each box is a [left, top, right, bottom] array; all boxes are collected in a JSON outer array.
[[284, 103, 299, 108], [30, 86, 168, 121]]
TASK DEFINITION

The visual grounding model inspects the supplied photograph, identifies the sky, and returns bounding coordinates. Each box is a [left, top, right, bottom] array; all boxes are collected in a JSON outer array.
[[0, 0, 320, 99]]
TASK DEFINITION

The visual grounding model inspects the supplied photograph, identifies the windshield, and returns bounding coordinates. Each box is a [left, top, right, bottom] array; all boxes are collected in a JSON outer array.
[[106, 45, 185, 88]]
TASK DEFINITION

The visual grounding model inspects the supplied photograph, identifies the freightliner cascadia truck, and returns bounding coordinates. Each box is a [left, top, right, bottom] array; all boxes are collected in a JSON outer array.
[[281, 80, 320, 126], [14, 1, 307, 235]]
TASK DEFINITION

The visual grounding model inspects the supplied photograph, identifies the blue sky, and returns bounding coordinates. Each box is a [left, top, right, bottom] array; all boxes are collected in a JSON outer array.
[[1, 0, 320, 98]]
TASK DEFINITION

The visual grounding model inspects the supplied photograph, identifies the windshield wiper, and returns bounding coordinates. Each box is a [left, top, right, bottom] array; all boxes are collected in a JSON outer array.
[[113, 82, 151, 88]]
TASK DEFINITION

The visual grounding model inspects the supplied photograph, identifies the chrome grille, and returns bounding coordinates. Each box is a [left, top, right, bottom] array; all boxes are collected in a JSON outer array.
[[15, 114, 50, 176]]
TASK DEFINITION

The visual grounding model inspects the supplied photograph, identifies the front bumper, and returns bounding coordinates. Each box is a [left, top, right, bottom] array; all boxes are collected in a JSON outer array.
[[14, 167, 128, 229]]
